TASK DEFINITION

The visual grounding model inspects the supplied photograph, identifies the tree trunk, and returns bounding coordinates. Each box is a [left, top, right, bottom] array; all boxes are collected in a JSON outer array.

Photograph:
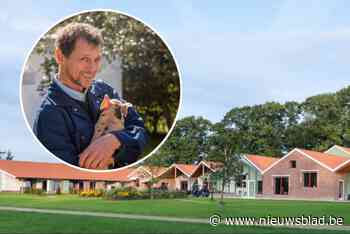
[[150, 179, 154, 200], [220, 148, 227, 204], [153, 116, 159, 134], [220, 178, 225, 204]]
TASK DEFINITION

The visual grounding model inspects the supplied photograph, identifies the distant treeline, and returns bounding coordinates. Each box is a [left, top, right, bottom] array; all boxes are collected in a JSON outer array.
[[148, 86, 350, 166]]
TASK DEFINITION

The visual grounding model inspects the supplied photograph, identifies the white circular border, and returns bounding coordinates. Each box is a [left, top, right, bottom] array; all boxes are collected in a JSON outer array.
[[19, 9, 183, 173]]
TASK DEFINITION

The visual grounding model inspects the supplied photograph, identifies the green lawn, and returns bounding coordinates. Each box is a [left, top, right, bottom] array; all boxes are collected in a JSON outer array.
[[0, 193, 349, 224], [0, 193, 349, 233], [0, 211, 347, 234]]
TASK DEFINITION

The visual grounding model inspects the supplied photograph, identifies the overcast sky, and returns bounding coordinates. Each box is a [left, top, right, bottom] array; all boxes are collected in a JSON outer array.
[[1, 0, 349, 162]]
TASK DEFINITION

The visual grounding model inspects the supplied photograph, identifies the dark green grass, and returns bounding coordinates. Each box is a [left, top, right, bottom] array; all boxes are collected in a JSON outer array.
[[0, 193, 349, 224], [0, 211, 348, 234]]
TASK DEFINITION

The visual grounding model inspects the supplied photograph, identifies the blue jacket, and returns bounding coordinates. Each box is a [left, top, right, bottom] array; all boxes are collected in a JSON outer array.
[[33, 79, 148, 168]]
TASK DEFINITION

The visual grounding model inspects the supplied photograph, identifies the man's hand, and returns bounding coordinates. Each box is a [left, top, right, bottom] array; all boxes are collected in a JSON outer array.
[[79, 133, 121, 169]]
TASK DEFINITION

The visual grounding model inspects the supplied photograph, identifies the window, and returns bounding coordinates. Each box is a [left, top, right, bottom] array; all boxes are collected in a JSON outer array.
[[257, 181, 263, 194], [274, 177, 289, 195], [303, 172, 317, 187], [290, 160, 296, 168], [180, 181, 188, 191], [90, 181, 96, 190]]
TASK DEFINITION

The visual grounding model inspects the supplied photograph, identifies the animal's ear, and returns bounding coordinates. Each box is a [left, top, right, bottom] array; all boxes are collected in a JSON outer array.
[[100, 94, 111, 110]]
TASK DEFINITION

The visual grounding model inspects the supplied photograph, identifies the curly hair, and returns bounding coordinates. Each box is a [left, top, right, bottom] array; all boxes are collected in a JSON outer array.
[[55, 23, 103, 57]]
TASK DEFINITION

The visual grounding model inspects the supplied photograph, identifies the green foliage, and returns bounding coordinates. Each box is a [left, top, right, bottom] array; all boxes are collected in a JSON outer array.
[[80, 189, 105, 198], [154, 116, 212, 165], [222, 102, 293, 156], [154, 85, 350, 165], [0, 150, 14, 160], [207, 122, 242, 202], [104, 187, 187, 200], [23, 188, 44, 195]]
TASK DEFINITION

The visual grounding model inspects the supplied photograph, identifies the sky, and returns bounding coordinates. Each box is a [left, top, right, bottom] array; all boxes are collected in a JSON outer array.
[[1, 0, 350, 162]]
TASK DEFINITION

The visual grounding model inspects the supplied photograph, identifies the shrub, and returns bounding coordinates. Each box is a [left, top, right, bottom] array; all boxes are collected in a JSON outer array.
[[94, 189, 104, 197], [104, 187, 188, 200], [79, 189, 105, 198], [69, 187, 78, 194], [23, 188, 44, 195]]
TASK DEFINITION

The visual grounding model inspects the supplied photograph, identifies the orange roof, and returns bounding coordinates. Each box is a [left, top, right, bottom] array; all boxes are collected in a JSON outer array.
[[142, 166, 169, 176], [201, 160, 224, 171], [338, 146, 350, 154], [299, 149, 350, 170], [0, 160, 134, 182], [245, 154, 279, 172], [174, 164, 198, 176], [128, 166, 169, 179]]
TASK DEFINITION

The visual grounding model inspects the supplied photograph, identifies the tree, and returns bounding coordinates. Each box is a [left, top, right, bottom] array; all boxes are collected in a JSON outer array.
[[143, 153, 166, 199], [0, 150, 14, 160], [223, 102, 288, 156], [296, 93, 343, 151], [156, 116, 212, 164], [336, 86, 350, 146], [207, 122, 242, 204]]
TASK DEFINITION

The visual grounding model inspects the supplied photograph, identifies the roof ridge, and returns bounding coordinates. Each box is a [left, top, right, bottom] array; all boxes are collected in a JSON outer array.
[[299, 148, 350, 159], [246, 154, 280, 159]]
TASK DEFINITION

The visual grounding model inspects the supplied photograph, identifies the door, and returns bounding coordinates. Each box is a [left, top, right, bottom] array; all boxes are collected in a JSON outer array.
[[248, 180, 255, 197], [274, 177, 289, 195], [339, 180, 344, 200], [180, 181, 188, 192], [42, 180, 47, 192], [79, 181, 84, 191]]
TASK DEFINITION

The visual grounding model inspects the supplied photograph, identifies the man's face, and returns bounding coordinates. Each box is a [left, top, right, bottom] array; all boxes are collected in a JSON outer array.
[[58, 38, 102, 91]]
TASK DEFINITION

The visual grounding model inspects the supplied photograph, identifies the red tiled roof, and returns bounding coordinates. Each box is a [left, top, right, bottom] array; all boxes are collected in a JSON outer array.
[[245, 154, 279, 172], [174, 164, 198, 176], [298, 149, 350, 170], [201, 160, 224, 170], [128, 166, 168, 179], [338, 146, 350, 154], [0, 160, 134, 182], [142, 166, 169, 176]]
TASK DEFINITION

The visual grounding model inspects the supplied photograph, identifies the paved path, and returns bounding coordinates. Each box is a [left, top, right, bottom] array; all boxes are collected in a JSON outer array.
[[0, 206, 350, 231]]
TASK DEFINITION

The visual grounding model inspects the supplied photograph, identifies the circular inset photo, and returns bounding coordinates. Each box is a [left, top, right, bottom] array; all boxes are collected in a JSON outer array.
[[20, 10, 181, 171]]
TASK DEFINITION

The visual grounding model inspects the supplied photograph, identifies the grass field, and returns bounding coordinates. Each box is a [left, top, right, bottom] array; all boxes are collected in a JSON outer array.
[[0, 194, 349, 222], [0, 193, 349, 233], [0, 211, 347, 234]]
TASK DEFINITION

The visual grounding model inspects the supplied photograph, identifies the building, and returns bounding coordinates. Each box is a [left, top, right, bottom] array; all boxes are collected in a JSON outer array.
[[154, 161, 222, 192], [1, 145, 350, 201], [0, 159, 222, 194], [262, 148, 350, 200], [0, 160, 134, 193], [325, 145, 350, 158], [233, 146, 350, 201], [239, 154, 279, 198]]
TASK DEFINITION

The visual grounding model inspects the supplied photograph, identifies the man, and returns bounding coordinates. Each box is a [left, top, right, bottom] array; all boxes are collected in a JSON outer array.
[[34, 23, 148, 169]]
